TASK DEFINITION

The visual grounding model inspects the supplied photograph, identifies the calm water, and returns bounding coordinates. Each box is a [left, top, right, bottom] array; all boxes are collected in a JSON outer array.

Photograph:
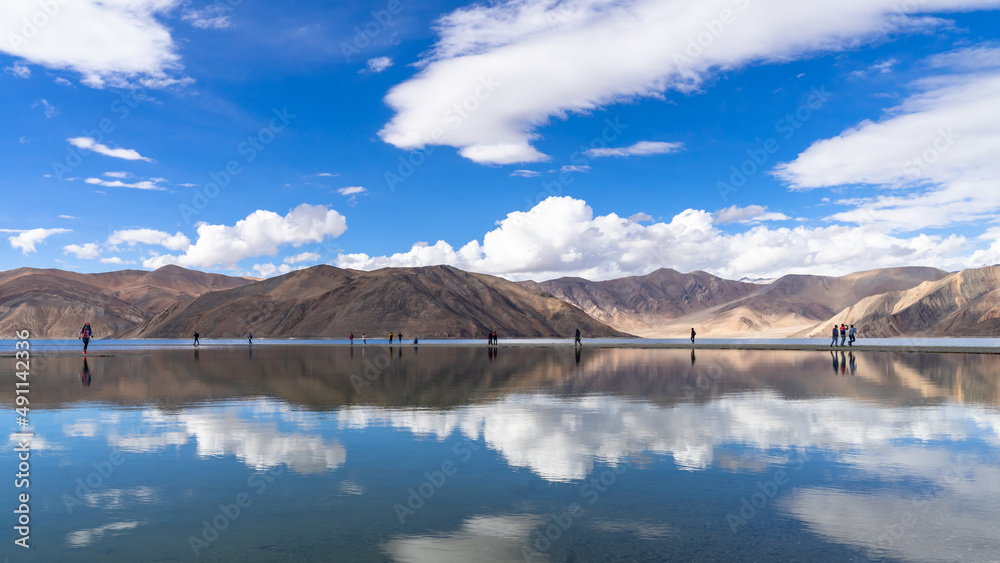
[[3, 345, 1000, 561]]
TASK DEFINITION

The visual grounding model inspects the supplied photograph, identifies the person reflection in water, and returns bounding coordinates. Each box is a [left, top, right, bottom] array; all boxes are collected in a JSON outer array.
[[81, 358, 91, 386], [840, 350, 847, 374], [848, 351, 856, 374], [576, 346, 581, 365], [830, 350, 839, 374], [691, 348, 696, 365]]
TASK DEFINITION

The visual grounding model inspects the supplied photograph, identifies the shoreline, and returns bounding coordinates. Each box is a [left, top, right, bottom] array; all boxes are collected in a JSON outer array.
[[4, 338, 1000, 355]]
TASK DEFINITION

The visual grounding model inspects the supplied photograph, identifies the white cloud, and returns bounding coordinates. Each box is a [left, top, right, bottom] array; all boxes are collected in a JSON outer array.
[[63, 242, 100, 259], [585, 141, 684, 158], [100, 256, 134, 265], [337, 186, 367, 195], [5, 61, 30, 77], [285, 252, 321, 264], [509, 169, 540, 177], [377, 0, 993, 164], [18, 136, 30, 144], [85, 177, 164, 191], [59, 214, 77, 219], [0, 0, 187, 88], [32, 98, 58, 117], [144, 204, 347, 270], [558, 164, 590, 173], [4, 227, 71, 254], [850, 57, 899, 78], [776, 46, 1000, 232], [714, 205, 790, 224], [54, 76, 72, 86], [366, 56, 393, 73], [629, 212, 653, 223], [103, 171, 132, 179], [335, 195, 978, 280], [182, 5, 232, 29], [313, 172, 338, 177], [69, 137, 152, 162], [108, 228, 191, 251], [252, 263, 295, 277]]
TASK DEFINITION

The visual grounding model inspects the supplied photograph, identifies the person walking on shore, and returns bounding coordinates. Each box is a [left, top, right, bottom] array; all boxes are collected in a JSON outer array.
[[840, 324, 847, 346], [690, 328, 696, 344], [79, 322, 94, 355], [389, 332, 393, 344], [848, 325, 856, 346], [575, 328, 582, 347], [349, 333, 354, 345], [831, 325, 839, 347], [398, 332, 403, 344], [362, 333, 366, 345], [248, 332, 253, 347], [193, 332, 200, 346]]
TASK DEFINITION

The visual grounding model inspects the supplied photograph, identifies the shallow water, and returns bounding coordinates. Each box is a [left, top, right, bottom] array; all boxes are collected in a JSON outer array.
[[2, 345, 999, 561]]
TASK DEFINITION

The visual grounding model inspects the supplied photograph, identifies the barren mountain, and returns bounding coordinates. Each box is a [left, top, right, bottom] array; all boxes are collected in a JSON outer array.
[[800, 266, 1000, 338], [0, 265, 253, 338], [124, 265, 630, 339], [527, 266, 948, 337], [520, 269, 759, 336]]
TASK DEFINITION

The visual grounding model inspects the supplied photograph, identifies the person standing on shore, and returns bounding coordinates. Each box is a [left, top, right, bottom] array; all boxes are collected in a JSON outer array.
[[362, 333, 366, 344], [193, 332, 200, 346], [389, 332, 393, 344], [349, 333, 354, 345], [848, 325, 856, 346], [398, 332, 403, 344], [575, 328, 582, 347], [248, 332, 253, 347], [831, 325, 839, 347], [690, 328, 696, 344], [840, 324, 847, 346], [79, 322, 94, 355]]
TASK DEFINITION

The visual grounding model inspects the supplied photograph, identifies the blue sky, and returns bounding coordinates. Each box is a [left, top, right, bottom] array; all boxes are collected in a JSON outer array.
[[2, 0, 1000, 281]]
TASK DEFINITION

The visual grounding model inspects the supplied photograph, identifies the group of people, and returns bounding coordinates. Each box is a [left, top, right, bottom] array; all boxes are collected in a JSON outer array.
[[487, 330, 498, 345], [830, 324, 857, 346]]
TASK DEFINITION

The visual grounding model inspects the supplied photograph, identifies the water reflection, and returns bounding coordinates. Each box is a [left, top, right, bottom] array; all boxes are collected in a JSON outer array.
[[2, 347, 999, 562]]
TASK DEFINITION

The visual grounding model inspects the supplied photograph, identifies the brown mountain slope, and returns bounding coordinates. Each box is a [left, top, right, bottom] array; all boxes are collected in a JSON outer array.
[[526, 266, 948, 337], [520, 268, 759, 336], [123, 264, 631, 339], [0, 265, 253, 338], [800, 266, 1000, 337]]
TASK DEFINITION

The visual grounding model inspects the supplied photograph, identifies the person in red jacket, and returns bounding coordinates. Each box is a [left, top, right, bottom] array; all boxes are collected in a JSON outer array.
[[79, 322, 94, 355]]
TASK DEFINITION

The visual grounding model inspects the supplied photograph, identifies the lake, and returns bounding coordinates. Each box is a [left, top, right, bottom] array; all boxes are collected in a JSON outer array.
[[3, 344, 999, 561]]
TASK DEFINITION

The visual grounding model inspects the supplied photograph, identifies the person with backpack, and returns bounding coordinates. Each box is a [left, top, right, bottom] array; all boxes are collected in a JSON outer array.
[[79, 322, 94, 354], [848, 325, 857, 346]]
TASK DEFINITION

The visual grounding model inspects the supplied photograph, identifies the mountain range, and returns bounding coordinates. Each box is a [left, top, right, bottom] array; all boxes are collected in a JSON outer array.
[[3, 262, 999, 339]]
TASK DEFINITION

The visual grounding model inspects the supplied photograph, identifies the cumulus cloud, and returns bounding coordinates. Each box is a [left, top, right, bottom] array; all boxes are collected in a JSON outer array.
[[335, 196, 977, 281], [108, 229, 191, 251], [0, 0, 187, 88], [63, 242, 100, 259], [776, 45, 1000, 233], [252, 263, 296, 277], [378, 0, 994, 164], [85, 177, 164, 191], [100, 256, 134, 265], [144, 204, 347, 270], [714, 205, 790, 224], [4, 227, 71, 254], [69, 137, 152, 162], [585, 141, 684, 158], [366, 56, 393, 73]]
